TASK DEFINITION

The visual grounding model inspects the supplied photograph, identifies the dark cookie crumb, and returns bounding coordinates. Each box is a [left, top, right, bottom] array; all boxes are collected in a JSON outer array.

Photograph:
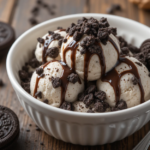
[[94, 91, 106, 101], [19, 70, 28, 80], [97, 28, 109, 45], [35, 91, 42, 99], [73, 31, 83, 41], [51, 77, 61, 88], [135, 62, 142, 66], [21, 82, 30, 93], [43, 99, 48, 104], [31, 7, 39, 16], [87, 109, 94, 113], [51, 33, 63, 40], [88, 45, 102, 54], [0, 79, 4, 86], [36, 67, 43, 75], [45, 47, 59, 58], [78, 92, 85, 101], [57, 27, 63, 29], [37, 37, 44, 44], [80, 48, 87, 54], [121, 47, 129, 55], [111, 99, 127, 111], [48, 31, 54, 35], [58, 39, 63, 48], [29, 18, 38, 25], [83, 93, 94, 107], [67, 73, 79, 84], [28, 58, 40, 68], [93, 102, 106, 112], [131, 76, 138, 85], [63, 38, 67, 43], [39, 73, 45, 78], [60, 101, 73, 111], [86, 85, 96, 94]]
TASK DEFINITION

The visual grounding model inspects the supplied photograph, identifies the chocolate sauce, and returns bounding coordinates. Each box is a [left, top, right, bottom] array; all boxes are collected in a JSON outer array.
[[102, 57, 145, 103], [63, 40, 79, 72], [33, 60, 74, 104]]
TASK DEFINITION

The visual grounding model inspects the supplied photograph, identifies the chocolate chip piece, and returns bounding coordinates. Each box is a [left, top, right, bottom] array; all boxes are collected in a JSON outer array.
[[121, 47, 129, 55], [135, 62, 142, 66], [31, 7, 39, 16], [0, 79, 4, 86], [43, 99, 48, 104], [66, 27, 70, 33], [108, 27, 117, 36], [22, 66, 29, 72], [37, 37, 44, 44], [99, 17, 109, 28], [28, 58, 40, 68], [80, 48, 87, 54], [58, 39, 63, 48], [45, 47, 59, 58], [60, 101, 73, 111], [117, 36, 128, 48], [87, 109, 94, 113], [68, 26, 76, 36], [83, 93, 94, 107], [86, 85, 96, 94], [97, 29, 109, 45], [117, 99, 127, 110], [19, 70, 28, 80], [78, 92, 85, 101], [94, 91, 106, 101], [80, 36, 95, 48], [131, 76, 138, 85], [63, 38, 67, 43], [73, 31, 82, 41], [36, 68, 43, 75], [88, 45, 101, 54], [57, 27, 62, 30], [128, 44, 140, 54], [106, 7, 114, 14], [67, 73, 79, 84], [29, 18, 38, 25], [21, 82, 30, 93], [93, 102, 106, 112], [35, 91, 42, 98], [48, 31, 54, 35], [51, 33, 62, 40], [51, 77, 61, 88]]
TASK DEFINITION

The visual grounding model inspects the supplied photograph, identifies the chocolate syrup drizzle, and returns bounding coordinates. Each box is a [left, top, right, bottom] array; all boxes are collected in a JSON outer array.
[[33, 60, 74, 104], [102, 37, 145, 103]]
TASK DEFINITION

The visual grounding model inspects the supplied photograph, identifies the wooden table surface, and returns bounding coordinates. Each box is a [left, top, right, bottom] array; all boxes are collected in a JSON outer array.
[[0, 0, 150, 149]]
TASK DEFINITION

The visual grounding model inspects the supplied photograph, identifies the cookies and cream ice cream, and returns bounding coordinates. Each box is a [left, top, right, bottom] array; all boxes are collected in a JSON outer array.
[[35, 29, 67, 63], [97, 56, 150, 108], [30, 61, 84, 107], [19, 16, 150, 113]]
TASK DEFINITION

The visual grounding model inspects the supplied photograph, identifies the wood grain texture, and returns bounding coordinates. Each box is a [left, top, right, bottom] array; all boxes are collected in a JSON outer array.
[[0, 0, 150, 149]]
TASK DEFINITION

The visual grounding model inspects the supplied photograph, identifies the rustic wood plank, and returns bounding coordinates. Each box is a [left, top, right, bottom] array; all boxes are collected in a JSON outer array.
[[0, 0, 16, 23]]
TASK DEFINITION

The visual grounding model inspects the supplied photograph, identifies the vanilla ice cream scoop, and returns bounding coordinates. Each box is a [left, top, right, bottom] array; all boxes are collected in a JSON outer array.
[[61, 33, 121, 81], [97, 56, 150, 108], [30, 61, 84, 107], [35, 30, 67, 63]]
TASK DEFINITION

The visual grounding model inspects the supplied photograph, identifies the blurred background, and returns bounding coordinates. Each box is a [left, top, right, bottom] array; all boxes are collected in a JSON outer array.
[[0, 0, 150, 150]]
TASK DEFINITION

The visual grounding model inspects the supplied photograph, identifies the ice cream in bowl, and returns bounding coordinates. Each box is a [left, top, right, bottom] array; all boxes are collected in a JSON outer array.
[[6, 14, 150, 145]]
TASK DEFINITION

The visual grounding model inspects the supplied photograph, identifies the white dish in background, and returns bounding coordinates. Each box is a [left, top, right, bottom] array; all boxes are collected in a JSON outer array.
[[6, 13, 150, 145]]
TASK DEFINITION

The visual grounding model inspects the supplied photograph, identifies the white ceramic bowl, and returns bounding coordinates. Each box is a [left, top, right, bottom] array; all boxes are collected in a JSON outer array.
[[7, 14, 150, 145]]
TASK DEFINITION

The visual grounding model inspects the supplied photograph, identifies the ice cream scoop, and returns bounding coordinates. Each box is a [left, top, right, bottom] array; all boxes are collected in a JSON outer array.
[[97, 56, 150, 108], [30, 61, 84, 107], [61, 33, 121, 81], [35, 29, 67, 63]]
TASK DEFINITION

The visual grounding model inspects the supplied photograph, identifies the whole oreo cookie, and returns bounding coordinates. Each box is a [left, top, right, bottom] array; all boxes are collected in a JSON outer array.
[[0, 22, 15, 56], [0, 105, 19, 149]]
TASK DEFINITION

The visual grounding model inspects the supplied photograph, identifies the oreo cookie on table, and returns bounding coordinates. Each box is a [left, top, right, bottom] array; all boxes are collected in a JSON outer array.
[[0, 105, 20, 150], [0, 22, 15, 57]]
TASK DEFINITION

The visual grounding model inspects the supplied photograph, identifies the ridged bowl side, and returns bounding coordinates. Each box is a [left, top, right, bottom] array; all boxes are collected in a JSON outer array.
[[16, 93, 150, 145]]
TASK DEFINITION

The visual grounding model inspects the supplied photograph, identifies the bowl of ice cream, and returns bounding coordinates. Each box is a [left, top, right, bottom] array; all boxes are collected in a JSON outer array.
[[6, 13, 150, 145]]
